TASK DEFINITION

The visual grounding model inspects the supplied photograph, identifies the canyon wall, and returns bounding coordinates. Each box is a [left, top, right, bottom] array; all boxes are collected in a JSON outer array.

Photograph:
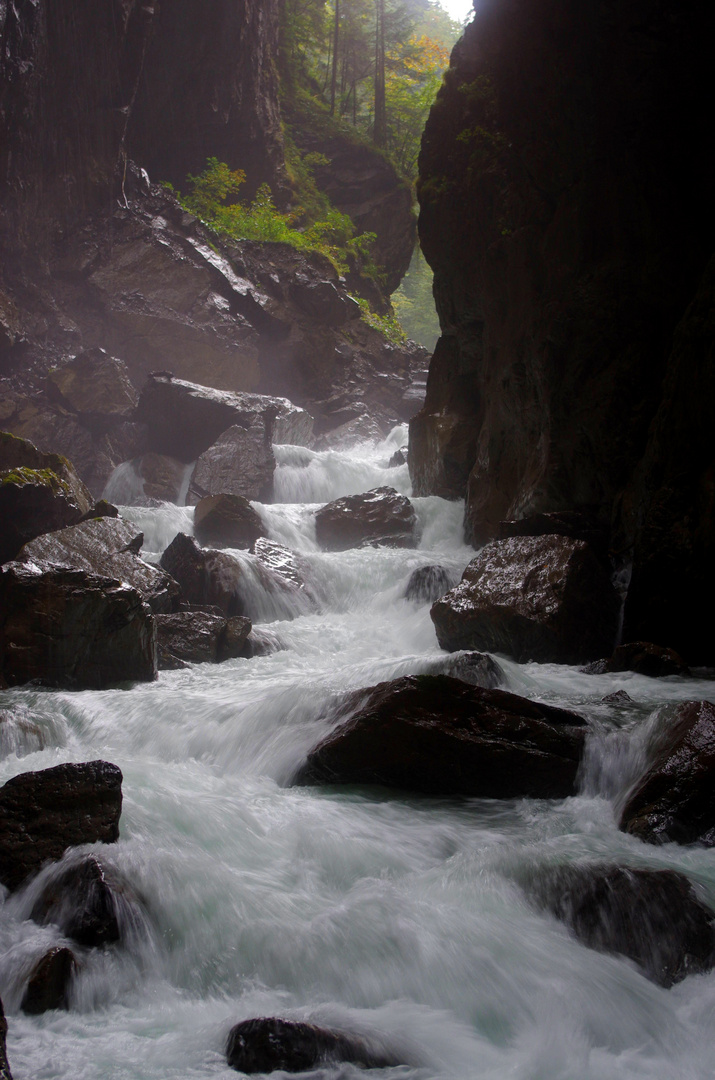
[[411, 0, 714, 659]]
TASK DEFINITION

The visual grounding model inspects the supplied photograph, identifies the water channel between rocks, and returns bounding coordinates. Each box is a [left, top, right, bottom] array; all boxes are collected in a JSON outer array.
[[2, 426, 715, 1080]]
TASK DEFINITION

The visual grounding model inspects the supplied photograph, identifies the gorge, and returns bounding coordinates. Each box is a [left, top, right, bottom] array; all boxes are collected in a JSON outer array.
[[1, 1, 714, 1078]]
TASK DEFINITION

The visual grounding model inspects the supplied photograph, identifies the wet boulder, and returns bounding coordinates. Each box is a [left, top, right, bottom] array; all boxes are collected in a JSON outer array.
[[156, 611, 251, 667], [45, 348, 138, 422], [29, 853, 142, 947], [136, 375, 313, 461], [620, 700, 715, 845], [21, 947, 76, 1014], [582, 641, 690, 678], [160, 533, 247, 617], [226, 1017, 399, 1074], [531, 864, 715, 987], [189, 422, 275, 503], [0, 431, 93, 563], [315, 487, 418, 551], [193, 494, 265, 549], [424, 651, 505, 690], [297, 675, 587, 798], [431, 535, 620, 664], [388, 446, 408, 467], [251, 538, 318, 607], [18, 516, 181, 613], [0, 761, 122, 892], [404, 564, 456, 604], [0, 562, 157, 688]]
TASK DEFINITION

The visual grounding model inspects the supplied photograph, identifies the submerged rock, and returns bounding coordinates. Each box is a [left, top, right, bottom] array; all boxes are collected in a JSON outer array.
[[620, 700, 715, 845], [583, 641, 690, 678], [297, 675, 586, 798], [18, 516, 181, 613], [424, 651, 505, 690], [315, 487, 418, 551], [225, 1017, 400, 1074], [29, 853, 140, 947], [531, 864, 715, 987], [431, 535, 620, 664], [0, 761, 122, 892], [21, 947, 76, 1014], [193, 494, 265, 549], [251, 538, 317, 607], [0, 561, 157, 688], [404, 564, 456, 604]]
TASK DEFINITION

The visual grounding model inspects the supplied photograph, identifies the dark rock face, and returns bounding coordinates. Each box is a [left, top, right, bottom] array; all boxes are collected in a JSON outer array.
[[0, 561, 156, 688], [532, 865, 715, 988], [21, 947, 76, 1014], [156, 612, 251, 667], [431, 535, 619, 664], [0, 432, 93, 562], [136, 376, 313, 464], [583, 642, 689, 678], [297, 675, 586, 799], [0, 998, 11, 1080], [45, 348, 138, 421], [413, 0, 714, 660], [226, 1017, 399, 1074], [18, 516, 181, 613], [160, 533, 247, 617], [404, 564, 456, 604], [620, 701, 715, 846], [0, 761, 122, 891], [315, 487, 418, 552], [193, 494, 265, 550]]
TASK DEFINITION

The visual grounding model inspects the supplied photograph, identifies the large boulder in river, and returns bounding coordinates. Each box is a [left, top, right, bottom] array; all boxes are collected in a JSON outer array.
[[226, 1017, 400, 1074], [620, 700, 715, 846], [136, 375, 313, 462], [160, 533, 247, 617], [296, 675, 587, 798], [531, 864, 715, 987], [21, 947, 76, 1015], [193, 494, 265, 549], [156, 612, 251, 667], [189, 422, 275, 503], [18, 517, 181, 613], [0, 761, 122, 891], [314, 487, 418, 551], [29, 853, 142, 947], [0, 562, 156, 688], [431, 535, 620, 664], [0, 431, 93, 562]]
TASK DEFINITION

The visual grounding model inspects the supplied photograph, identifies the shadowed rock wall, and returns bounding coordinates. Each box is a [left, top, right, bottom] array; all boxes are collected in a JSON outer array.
[[412, 0, 714, 659]]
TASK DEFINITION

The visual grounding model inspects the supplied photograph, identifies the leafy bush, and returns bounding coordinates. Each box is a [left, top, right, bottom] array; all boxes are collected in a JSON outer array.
[[355, 298, 406, 344]]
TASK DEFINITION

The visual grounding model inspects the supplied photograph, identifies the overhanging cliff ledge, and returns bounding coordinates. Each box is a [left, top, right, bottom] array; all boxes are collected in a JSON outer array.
[[411, 0, 714, 659]]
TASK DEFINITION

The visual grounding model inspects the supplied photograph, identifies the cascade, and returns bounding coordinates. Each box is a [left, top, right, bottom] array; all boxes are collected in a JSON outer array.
[[1, 425, 714, 1080]]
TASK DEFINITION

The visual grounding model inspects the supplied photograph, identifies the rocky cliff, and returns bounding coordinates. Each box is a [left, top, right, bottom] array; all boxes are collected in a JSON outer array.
[[412, 0, 714, 660]]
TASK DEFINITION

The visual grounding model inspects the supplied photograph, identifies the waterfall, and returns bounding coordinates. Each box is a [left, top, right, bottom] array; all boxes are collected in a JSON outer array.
[[1, 426, 714, 1080]]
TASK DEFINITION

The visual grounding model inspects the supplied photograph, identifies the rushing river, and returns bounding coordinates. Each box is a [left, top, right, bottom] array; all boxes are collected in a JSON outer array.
[[2, 426, 715, 1080]]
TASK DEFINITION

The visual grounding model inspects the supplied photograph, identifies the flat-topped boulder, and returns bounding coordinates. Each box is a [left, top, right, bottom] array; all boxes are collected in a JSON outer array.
[[315, 486, 418, 551], [0, 561, 156, 688], [226, 1017, 400, 1074], [431, 534, 620, 664], [0, 431, 93, 563], [136, 374, 313, 461], [19, 516, 181, 613], [620, 700, 715, 845], [296, 674, 587, 798], [531, 864, 715, 987], [0, 761, 122, 891], [193, 494, 265, 549]]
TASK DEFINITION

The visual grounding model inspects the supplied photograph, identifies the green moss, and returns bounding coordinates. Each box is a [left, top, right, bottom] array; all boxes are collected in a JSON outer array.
[[0, 466, 70, 495], [355, 298, 406, 345]]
